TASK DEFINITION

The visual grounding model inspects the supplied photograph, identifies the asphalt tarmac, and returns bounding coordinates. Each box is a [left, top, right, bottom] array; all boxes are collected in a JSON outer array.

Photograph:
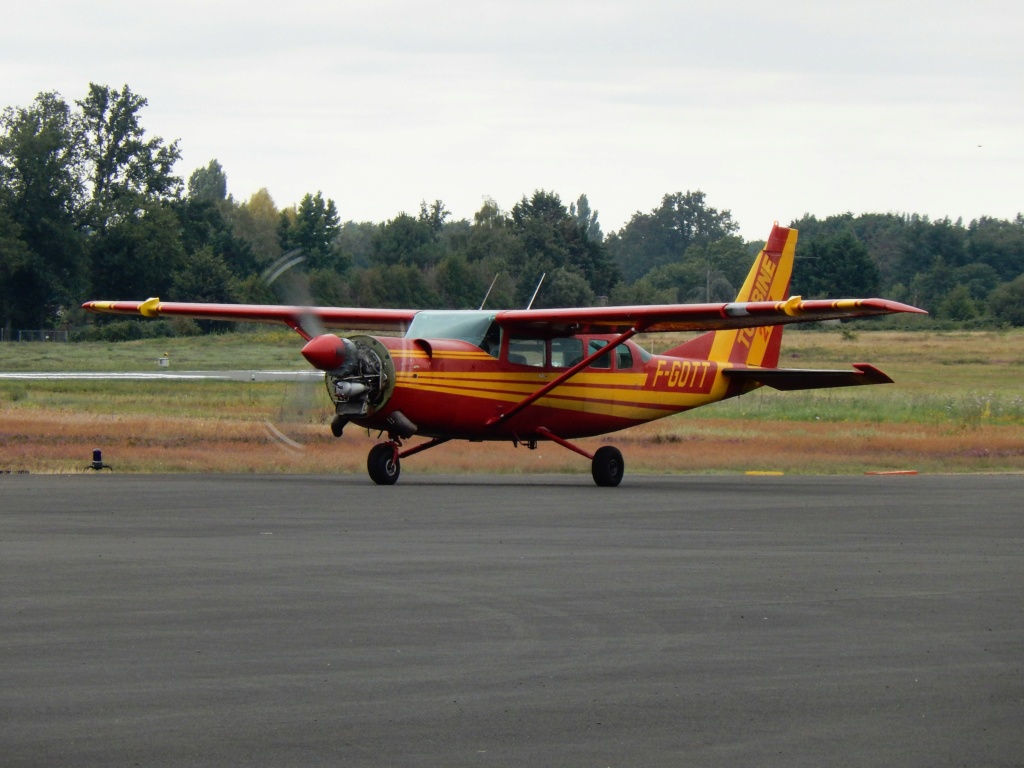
[[3, 473, 1022, 767]]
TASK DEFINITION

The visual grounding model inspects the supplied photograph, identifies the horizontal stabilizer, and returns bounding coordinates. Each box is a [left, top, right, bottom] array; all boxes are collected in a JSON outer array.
[[723, 363, 893, 391]]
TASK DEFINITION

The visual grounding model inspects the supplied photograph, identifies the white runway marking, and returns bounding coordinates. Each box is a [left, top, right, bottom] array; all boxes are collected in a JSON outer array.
[[0, 370, 321, 382]]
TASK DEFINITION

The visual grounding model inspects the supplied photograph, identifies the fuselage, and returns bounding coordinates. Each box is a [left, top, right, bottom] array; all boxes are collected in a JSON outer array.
[[350, 334, 747, 441]]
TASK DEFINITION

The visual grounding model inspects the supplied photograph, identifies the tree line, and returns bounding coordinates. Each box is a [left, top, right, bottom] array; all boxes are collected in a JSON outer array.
[[3, 84, 1024, 338]]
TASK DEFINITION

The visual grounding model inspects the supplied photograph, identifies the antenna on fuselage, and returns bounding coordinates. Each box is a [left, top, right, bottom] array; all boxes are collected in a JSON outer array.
[[479, 273, 500, 310], [526, 272, 546, 310]]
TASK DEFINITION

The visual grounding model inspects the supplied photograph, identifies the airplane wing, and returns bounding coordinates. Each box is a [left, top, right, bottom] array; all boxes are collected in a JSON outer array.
[[83, 296, 925, 337], [82, 299, 417, 334], [493, 297, 925, 335], [723, 363, 894, 390]]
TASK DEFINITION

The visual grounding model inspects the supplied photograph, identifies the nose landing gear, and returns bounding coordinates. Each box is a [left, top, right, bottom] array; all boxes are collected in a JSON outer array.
[[366, 436, 452, 485], [367, 442, 400, 485]]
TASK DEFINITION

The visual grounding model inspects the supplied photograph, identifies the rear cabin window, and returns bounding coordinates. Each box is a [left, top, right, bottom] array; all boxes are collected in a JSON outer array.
[[616, 345, 634, 370], [505, 335, 634, 370]]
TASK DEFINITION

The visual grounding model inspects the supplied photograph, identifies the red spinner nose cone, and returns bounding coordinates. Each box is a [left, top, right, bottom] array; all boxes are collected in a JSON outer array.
[[301, 333, 347, 372]]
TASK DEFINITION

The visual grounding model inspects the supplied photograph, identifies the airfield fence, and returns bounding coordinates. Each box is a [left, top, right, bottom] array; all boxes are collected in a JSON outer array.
[[12, 330, 69, 342]]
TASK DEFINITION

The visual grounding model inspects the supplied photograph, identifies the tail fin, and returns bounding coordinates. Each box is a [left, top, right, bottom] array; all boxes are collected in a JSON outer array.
[[666, 223, 798, 368]]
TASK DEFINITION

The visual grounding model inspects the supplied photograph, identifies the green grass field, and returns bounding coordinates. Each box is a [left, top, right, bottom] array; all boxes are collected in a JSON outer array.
[[0, 328, 305, 372], [2, 328, 1022, 475]]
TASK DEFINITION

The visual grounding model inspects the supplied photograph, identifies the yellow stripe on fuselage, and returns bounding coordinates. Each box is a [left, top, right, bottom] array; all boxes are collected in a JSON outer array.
[[395, 368, 729, 420], [390, 349, 493, 362]]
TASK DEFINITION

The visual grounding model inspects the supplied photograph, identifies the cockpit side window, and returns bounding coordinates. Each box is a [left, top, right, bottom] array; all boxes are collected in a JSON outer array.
[[507, 336, 545, 367], [588, 339, 611, 369], [481, 322, 501, 359], [550, 337, 583, 368]]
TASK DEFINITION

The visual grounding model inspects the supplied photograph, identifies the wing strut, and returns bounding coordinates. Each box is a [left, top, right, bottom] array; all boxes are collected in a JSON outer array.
[[285, 318, 313, 341], [485, 326, 642, 428]]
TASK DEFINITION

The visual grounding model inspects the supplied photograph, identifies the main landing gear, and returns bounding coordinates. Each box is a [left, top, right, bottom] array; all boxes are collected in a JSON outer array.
[[534, 427, 624, 487], [591, 445, 625, 487], [364, 429, 624, 487]]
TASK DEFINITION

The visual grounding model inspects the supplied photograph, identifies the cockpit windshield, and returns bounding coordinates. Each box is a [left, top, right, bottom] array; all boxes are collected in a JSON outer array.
[[404, 310, 497, 347]]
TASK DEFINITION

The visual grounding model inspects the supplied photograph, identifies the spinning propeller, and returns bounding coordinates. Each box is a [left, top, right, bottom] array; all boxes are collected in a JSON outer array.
[[260, 252, 337, 450]]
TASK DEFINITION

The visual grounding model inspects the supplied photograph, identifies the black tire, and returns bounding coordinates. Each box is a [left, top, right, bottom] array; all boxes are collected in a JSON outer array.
[[367, 443, 400, 485], [591, 446, 624, 487]]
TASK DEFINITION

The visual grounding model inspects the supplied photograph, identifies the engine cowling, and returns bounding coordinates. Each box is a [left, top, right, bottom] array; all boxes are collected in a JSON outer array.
[[302, 334, 396, 418]]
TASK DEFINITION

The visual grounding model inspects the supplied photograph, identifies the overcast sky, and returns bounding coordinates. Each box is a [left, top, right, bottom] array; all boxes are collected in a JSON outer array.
[[3, 0, 1021, 239]]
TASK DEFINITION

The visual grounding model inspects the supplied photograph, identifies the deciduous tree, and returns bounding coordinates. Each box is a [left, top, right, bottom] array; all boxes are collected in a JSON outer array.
[[0, 91, 86, 326], [988, 274, 1024, 326], [967, 215, 1024, 281], [170, 246, 235, 303], [795, 228, 881, 299], [372, 212, 442, 267], [77, 83, 182, 229], [91, 202, 184, 300], [605, 190, 738, 283], [187, 159, 228, 204], [230, 188, 282, 269], [509, 190, 618, 303]]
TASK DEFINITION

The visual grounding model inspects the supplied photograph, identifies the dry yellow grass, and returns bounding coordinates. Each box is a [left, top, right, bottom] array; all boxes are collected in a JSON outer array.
[[3, 408, 1022, 476]]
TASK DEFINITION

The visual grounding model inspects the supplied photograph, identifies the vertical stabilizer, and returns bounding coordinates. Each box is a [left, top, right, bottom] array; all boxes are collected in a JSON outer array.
[[666, 224, 798, 368]]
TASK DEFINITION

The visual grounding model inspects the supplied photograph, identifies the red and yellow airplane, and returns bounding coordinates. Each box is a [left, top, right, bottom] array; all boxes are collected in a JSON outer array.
[[83, 224, 925, 485]]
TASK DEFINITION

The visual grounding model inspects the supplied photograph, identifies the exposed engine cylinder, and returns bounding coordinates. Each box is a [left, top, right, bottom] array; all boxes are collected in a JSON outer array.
[[324, 336, 395, 417]]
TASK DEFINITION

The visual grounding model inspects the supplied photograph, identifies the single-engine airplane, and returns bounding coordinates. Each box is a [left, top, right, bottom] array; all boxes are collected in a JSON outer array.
[[83, 224, 925, 486]]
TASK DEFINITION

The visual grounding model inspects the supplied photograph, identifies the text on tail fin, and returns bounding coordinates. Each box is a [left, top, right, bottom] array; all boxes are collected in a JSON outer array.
[[708, 223, 798, 368]]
